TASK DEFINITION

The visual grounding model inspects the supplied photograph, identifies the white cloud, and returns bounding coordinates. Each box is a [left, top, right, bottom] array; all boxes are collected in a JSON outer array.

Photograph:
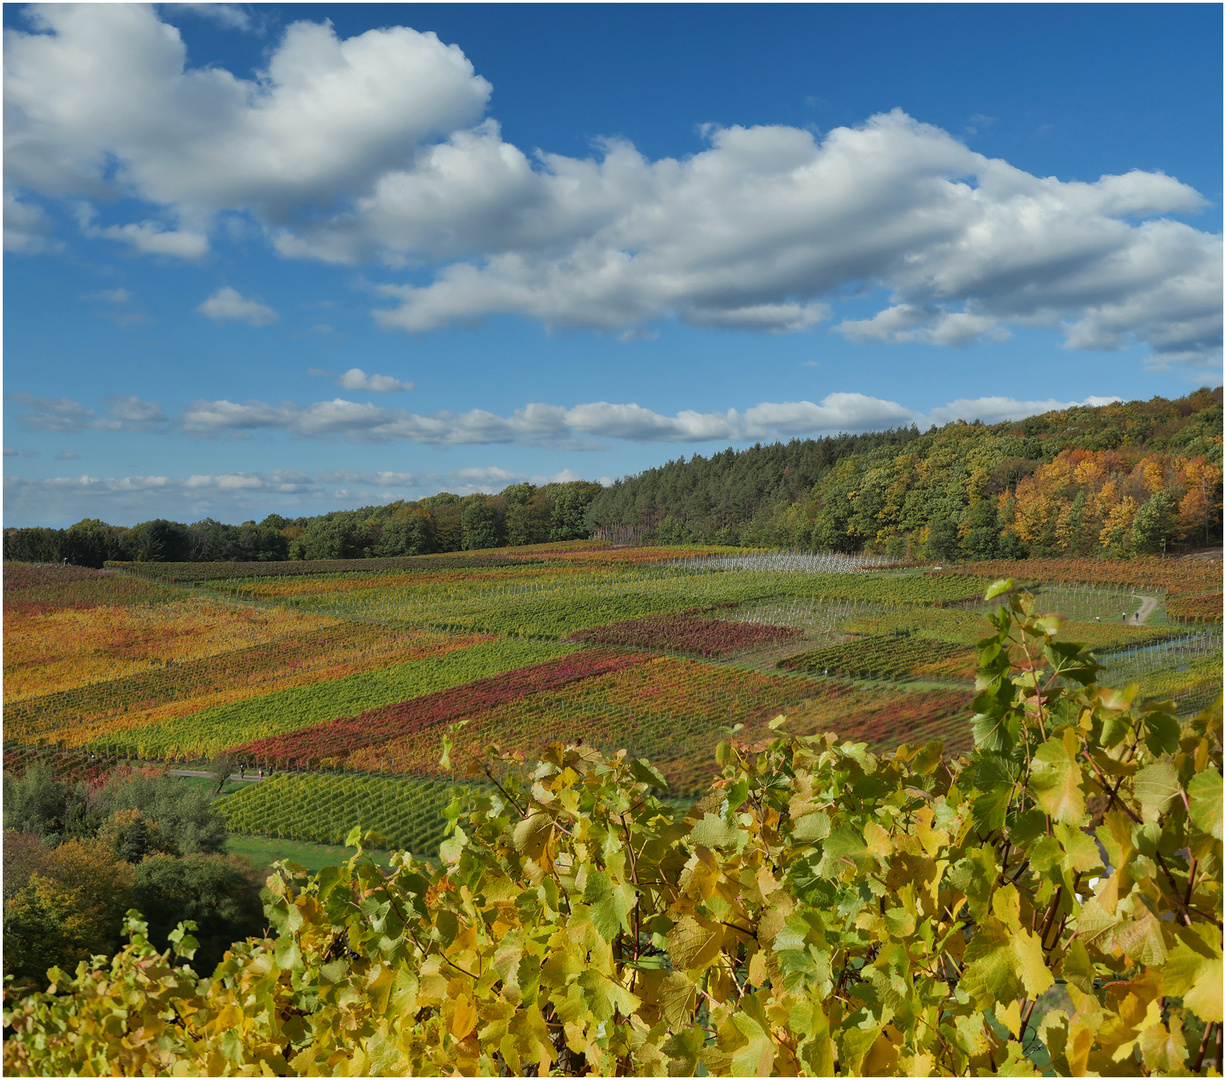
[[3, 191, 61, 253], [5, 5, 489, 216], [336, 368, 414, 392], [3, 448, 17, 457], [78, 212, 209, 258], [102, 395, 169, 430], [924, 395, 1123, 427], [5, 5, 1219, 366], [7, 392, 171, 433], [82, 288, 134, 304], [197, 286, 278, 326], [166, 3, 254, 32], [7, 392, 97, 433], [55, 450, 81, 461], [9, 388, 1137, 448]]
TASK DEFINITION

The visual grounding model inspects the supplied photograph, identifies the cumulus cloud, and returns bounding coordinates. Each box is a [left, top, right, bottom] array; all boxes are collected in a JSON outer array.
[[335, 368, 414, 392], [106, 390, 1130, 446], [4, 6, 1219, 365], [924, 395, 1123, 427], [197, 286, 278, 326], [7, 392, 97, 433], [101, 395, 169, 430], [5, 5, 489, 215], [8, 392, 170, 433], [77, 209, 209, 258]]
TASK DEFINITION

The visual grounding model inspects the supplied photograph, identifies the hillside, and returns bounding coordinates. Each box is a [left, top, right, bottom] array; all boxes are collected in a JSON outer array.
[[585, 387, 1224, 558]]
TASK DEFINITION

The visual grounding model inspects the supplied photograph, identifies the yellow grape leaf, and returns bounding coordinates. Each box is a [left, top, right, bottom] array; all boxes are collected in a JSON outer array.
[[1112, 906, 1168, 968], [450, 994, 478, 1041], [1181, 957, 1224, 1024], [658, 971, 698, 1030], [995, 998, 1022, 1038], [1139, 1016, 1190, 1074], [667, 914, 725, 972]]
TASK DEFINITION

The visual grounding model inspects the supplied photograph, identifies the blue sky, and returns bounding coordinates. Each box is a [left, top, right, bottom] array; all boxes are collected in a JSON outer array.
[[4, 2, 1222, 529]]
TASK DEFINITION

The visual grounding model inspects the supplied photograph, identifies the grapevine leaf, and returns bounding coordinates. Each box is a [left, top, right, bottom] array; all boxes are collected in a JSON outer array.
[[1140, 708, 1181, 756], [658, 971, 698, 1029], [667, 914, 725, 972], [689, 812, 743, 852], [1139, 1015, 1189, 1075], [583, 869, 637, 942], [729, 1012, 775, 1077], [1028, 728, 1085, 824], [577, 969, 641, 1022], [1112, 907, 1168, 967], [816, 825, 870, 880], [1132, 761, 1181, 822], [628, 758, 668, 790], [1181, 957, 1224, 1025], [971, 706, 1019, 753], [985, 578, 1014, 601], [792, 811, 830, 842], [1188, 769, 1223, 840]]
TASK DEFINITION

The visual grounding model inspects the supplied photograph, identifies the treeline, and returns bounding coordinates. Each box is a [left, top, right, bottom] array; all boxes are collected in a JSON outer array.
[[586, 387, 1224, 559], [2, 480, 602, 567]]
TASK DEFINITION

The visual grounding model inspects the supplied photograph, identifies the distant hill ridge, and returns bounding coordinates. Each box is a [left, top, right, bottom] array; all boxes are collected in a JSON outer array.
[[585, 387, 1223, 558]]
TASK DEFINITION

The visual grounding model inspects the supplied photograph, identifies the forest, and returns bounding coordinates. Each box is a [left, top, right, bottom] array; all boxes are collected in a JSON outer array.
[[585, 387, 1223, 557]]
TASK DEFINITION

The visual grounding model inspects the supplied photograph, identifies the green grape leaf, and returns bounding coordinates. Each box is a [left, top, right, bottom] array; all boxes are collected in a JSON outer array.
[[1188, 770, 1223, 840], [985, 578, 1014, 601], [971, 706, 1019, 753], [583, 869, 637, 942], [1029, 728, 1085, 824], [628, 758, 669, 790], [728, 1012, 775, 1077], [1133, 761, 1182, 822], [1140, 708, 1181, 756], [689, 812, 744, 852]]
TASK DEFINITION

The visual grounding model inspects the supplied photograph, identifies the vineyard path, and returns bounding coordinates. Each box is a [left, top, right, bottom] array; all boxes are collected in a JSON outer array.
[[170, 769, 264, 784], [1131, 595, 1160, 625]]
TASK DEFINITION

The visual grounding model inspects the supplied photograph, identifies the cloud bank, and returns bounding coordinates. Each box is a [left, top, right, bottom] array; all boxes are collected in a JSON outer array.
[[3, 466, 604, 529], [4, 5, 1219, 366], [10, 390, 1121, 446]]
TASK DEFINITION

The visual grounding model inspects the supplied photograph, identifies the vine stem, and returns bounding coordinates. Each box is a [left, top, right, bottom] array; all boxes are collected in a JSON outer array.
[[1192, 1020, 1217, 1074]]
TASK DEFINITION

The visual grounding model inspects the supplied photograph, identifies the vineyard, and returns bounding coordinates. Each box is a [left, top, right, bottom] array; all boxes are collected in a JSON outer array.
[[218, 773, 462, 854], [778, 633, 975, 681], [4, 542, 1220, 851]]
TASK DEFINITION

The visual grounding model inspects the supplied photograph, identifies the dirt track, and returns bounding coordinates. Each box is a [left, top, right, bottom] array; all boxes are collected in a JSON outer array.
[[1131, 595, 1159, 625]]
